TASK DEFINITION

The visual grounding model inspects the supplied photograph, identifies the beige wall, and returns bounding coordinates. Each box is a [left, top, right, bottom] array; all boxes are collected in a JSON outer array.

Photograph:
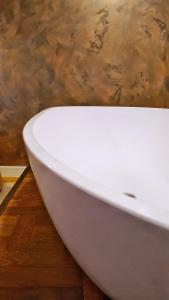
[[0, 0, 169, 164]]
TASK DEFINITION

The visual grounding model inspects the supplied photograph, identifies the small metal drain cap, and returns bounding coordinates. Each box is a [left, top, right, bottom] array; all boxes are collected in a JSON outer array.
[[123, 192, 137, 199]]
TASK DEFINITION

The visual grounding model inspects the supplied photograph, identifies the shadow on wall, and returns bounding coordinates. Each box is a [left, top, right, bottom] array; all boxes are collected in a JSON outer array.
[[0, 0, 169, 164]]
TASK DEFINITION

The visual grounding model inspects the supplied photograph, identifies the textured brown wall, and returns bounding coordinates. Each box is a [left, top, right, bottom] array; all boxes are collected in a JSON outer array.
[[0, 0, 169, 164]]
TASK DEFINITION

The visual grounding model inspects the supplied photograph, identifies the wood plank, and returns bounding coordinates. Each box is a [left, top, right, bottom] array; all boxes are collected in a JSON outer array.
[[0, 267, 82, 288], [0, 287, 83, 300], [0, 216, 18, 237], [0, 249, 78, 268], [8, 214, 36, 248], [83, 276, 110, 300], [0, 237, 11, 249], [3, 206, 46, 216]]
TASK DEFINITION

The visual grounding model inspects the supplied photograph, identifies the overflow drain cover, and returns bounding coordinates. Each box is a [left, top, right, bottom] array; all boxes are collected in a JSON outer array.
[[123, 192, 137, 199]]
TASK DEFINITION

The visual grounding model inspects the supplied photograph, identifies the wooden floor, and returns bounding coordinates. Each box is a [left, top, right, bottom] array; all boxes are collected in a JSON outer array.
[[0, 172, 110, 300]]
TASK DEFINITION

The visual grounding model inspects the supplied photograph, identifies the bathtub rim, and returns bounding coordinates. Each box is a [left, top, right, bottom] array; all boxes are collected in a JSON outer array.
[[23, 106, 169, 231]]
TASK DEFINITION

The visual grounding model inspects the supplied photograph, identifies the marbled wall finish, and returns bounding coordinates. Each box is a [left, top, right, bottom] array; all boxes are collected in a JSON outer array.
[[0, 0, 169, 164]]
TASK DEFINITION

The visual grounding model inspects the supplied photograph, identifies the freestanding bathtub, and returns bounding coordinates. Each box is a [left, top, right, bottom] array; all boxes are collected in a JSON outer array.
[[23, 107, 169, 300]]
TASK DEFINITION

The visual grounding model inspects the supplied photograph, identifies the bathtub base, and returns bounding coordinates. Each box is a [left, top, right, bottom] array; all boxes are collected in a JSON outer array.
[[28, 151, 169, 300]]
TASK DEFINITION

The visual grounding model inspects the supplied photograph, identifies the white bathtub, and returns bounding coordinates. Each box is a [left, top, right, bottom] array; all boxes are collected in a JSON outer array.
[[23, 107, 169, 300]]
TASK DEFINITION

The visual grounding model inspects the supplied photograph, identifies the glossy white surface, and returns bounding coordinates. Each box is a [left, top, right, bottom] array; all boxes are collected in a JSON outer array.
[[23, 107, 169, 300]]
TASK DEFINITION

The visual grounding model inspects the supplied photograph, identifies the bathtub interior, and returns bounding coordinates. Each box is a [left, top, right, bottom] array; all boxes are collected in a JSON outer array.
[[32, 107, 169, 212]]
